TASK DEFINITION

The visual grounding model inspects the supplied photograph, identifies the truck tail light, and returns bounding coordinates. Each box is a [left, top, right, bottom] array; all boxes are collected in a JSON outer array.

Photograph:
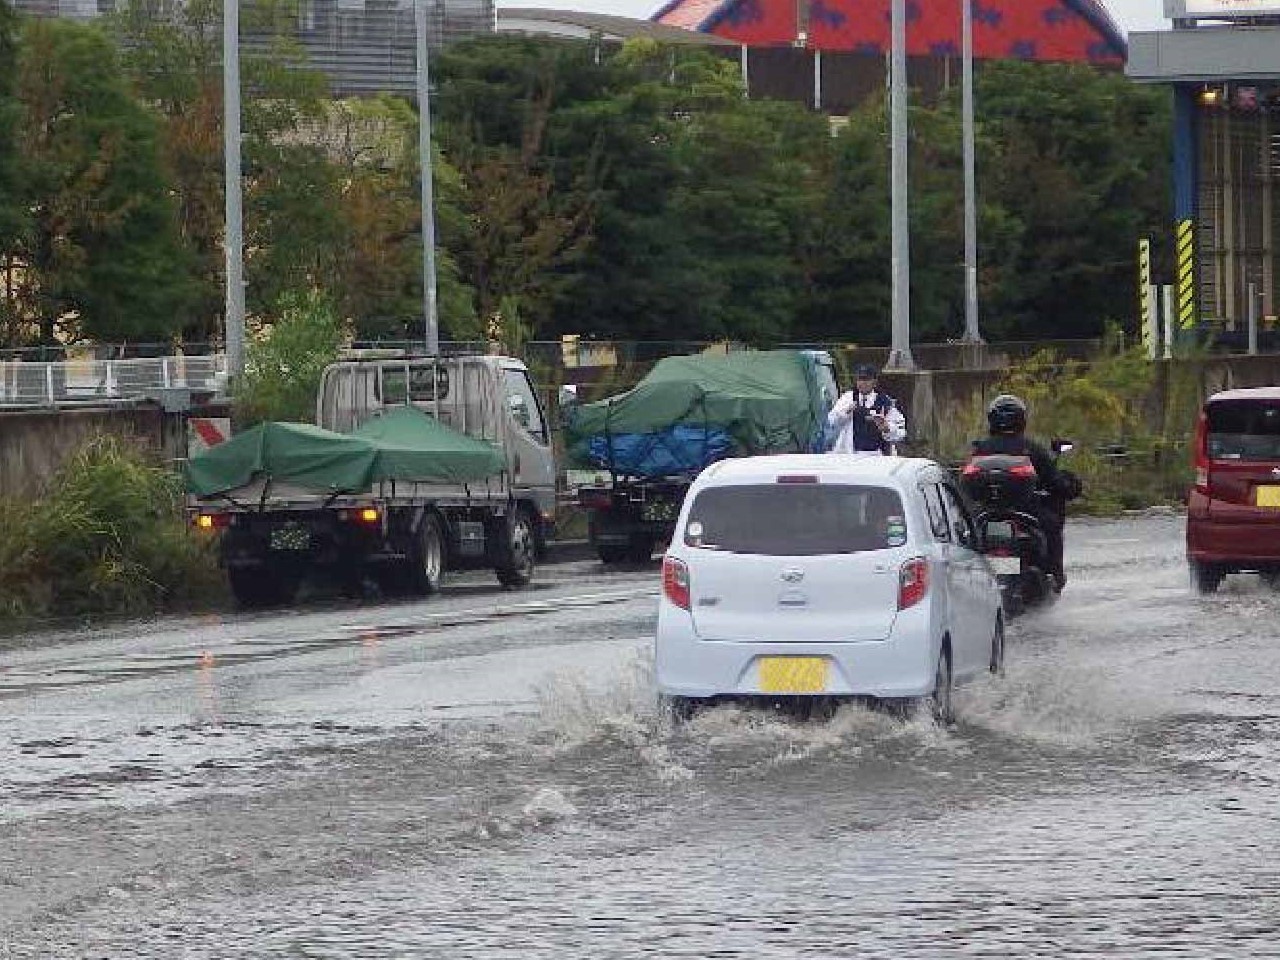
[[898, 557, 929, 610], [579, 489, 612, 511], [662, 556, 691, 610]]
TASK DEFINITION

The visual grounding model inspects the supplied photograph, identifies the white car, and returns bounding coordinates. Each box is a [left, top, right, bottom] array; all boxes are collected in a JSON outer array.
[[655, 454, 1004, 723]]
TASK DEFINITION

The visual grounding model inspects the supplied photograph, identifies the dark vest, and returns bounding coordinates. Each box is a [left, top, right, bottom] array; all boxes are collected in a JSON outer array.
[[851, 393, 896, 453]]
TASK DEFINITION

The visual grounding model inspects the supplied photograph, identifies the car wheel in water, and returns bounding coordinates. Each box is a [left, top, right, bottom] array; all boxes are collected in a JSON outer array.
[[989, 615, 1006, 676], [1190, 560, 1224, 595], [658, 694, 697, 725], [930, 647, 955, 726]]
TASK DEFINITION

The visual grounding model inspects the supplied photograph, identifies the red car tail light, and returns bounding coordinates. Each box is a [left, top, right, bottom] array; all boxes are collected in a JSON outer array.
[[1193, 410, 1212, 495], [1008, 463, 1037, 479], [898, 557, 929, 610], [961, 463, 981, 478], [662, 556, 691, 610]]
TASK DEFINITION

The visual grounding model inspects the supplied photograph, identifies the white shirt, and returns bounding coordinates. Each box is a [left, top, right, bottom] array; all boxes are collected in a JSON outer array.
[[826, 390, 907, 455]]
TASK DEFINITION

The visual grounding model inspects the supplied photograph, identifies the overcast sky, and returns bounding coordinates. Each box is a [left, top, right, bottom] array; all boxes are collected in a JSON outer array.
[[497, 0, 1171, 36]]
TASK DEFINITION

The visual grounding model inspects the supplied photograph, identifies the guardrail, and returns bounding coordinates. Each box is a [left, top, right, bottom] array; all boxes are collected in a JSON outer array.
[[0, 354, 228, 408]]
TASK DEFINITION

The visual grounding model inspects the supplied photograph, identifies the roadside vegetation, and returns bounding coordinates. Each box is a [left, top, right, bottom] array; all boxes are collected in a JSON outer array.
[[927, 331, 1198, 514], [0, 438, 223, 629]]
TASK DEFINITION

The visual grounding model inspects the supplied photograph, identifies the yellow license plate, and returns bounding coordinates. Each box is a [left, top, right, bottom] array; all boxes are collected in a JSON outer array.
[[1257, 485, 1280, 508], [758, 657, 829, 694]]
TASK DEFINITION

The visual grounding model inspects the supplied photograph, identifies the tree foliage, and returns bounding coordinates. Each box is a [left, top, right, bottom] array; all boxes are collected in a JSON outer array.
[[0, 20, 1173, 350], [234, 290, 347, 425], [7, 16, 193, 345]]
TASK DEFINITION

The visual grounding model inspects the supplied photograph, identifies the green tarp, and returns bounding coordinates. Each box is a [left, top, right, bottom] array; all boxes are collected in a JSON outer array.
[[564, 350, 827, 469], [185, 406, 504, 498]]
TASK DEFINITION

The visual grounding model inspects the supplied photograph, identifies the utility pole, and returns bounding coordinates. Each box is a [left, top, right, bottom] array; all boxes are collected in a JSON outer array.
[[223, 0, 245, 378], [960, 0, 982, 343], [885, 0, 915, 371], [414, 0, 440, 356]]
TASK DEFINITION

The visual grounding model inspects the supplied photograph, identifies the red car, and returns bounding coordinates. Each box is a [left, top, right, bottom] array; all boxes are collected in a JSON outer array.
[[1187, 387, 1280, 593]]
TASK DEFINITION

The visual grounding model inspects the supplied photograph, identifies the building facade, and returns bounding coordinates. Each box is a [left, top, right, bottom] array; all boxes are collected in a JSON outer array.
[[11, 0, 495, 95], [1128, 5, 1280, 332]]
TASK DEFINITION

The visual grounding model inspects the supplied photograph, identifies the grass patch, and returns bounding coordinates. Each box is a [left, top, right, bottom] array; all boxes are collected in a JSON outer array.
[[0, 436, 225, 628]]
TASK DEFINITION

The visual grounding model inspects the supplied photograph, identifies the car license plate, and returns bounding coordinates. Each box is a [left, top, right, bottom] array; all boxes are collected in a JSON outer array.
[[758, 657, 828, 694], [988, 555, 1021, 575], [1257, 485, 1280, 509]]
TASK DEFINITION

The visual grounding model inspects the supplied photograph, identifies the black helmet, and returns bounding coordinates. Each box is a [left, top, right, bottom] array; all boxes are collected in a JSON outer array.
[[853, 363, 879, 381], [987, 394, 1028, 435]]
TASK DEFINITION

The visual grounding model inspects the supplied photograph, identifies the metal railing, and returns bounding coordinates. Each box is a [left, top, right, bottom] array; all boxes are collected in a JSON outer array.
[[0, 354, 228, 408]]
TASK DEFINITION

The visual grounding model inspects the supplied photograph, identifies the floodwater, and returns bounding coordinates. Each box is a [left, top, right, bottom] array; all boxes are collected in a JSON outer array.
[[3, 514, 1280, 957]]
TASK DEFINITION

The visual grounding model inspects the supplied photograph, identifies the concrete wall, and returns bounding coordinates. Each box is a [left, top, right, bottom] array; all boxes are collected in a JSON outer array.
[[881, 354, 1280, 458], [0, 405, 186, 500]]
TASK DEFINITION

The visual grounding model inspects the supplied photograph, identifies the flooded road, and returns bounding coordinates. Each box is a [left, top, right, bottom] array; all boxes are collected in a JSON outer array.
[[4, 514, 1280, 957]]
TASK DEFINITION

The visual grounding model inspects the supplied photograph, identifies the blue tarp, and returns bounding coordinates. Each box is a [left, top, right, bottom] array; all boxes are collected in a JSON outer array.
[[584, 425, 736, 477]]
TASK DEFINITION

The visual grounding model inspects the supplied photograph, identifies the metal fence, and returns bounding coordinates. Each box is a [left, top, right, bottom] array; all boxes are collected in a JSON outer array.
[[0, 354, 228, 408]]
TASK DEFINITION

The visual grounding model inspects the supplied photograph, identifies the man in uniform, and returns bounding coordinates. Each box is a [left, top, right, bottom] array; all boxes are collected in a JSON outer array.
[[826, 363, 907, 455]]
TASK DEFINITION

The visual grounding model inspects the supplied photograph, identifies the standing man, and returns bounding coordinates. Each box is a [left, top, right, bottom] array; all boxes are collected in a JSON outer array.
[[827, 363, 907, 455]]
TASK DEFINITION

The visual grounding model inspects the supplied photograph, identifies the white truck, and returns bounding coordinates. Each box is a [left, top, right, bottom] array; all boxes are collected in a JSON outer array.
[[186, 353, 557, 607]]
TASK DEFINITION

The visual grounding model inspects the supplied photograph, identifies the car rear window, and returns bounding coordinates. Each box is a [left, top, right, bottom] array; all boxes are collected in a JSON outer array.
[[684, 484, 907, 556], [1207, 401, 1280, 461]]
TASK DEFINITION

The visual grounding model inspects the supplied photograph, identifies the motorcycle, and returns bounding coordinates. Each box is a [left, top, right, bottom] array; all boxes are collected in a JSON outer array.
[[961, 440, 1080, 615]]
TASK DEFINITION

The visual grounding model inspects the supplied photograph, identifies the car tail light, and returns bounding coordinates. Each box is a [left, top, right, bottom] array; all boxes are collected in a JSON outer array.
[[662, 556, 691, 610], [898, 557, 929, 610], [961, 463, 981, 478], [1193, 410, 1212, 494], [194, 512, 229, 530], [1008, 463, 1037, 479]]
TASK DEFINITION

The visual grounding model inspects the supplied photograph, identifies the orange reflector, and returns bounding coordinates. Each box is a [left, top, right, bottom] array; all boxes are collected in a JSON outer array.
[[196, 514, 215, 530], [359, 508, 380, 523]]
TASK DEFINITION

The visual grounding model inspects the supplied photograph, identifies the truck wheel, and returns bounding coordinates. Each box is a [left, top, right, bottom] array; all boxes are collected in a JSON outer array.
[[228, 566, 296, 609], [495, 512, 535, 588], [411, 513, 445, 596], [626, 535, 657, 564], [596, 542, 629, 565]]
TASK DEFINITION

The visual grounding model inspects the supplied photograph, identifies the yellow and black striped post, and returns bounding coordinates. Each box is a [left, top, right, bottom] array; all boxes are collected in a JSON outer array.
[[1138, 238, 1153, 358], [1176, 219, 1196, 331]]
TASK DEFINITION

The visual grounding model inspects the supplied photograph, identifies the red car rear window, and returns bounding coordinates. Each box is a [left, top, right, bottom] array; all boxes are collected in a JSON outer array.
[[1207, 401, 1280, 461]]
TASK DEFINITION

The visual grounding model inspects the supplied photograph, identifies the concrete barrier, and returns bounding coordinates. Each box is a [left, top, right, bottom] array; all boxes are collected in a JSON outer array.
[[0, 404, 187, 500]]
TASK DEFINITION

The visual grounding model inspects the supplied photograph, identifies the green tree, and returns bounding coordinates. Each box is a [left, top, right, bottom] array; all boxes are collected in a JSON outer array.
[[114, 0, 225, 342], [965, 61, 1171, 340], [13, 18, 193, 344], [0, 0, 27, 346], [234, 290, 347, 424]]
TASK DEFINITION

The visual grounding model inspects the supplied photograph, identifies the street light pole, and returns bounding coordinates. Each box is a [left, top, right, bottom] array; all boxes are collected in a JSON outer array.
[[960, 0, 983, 343], [414, 0, 440, 356], [223, 0, 245, 378], [885, 0, 915, 371]]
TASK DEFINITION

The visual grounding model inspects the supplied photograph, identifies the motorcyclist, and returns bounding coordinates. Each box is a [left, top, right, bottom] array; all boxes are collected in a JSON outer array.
[[970, 394, 1071, 591]]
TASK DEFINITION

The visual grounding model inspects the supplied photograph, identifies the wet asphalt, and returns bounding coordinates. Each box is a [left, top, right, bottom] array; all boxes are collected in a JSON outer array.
[[3, 513, 1280, 958]]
